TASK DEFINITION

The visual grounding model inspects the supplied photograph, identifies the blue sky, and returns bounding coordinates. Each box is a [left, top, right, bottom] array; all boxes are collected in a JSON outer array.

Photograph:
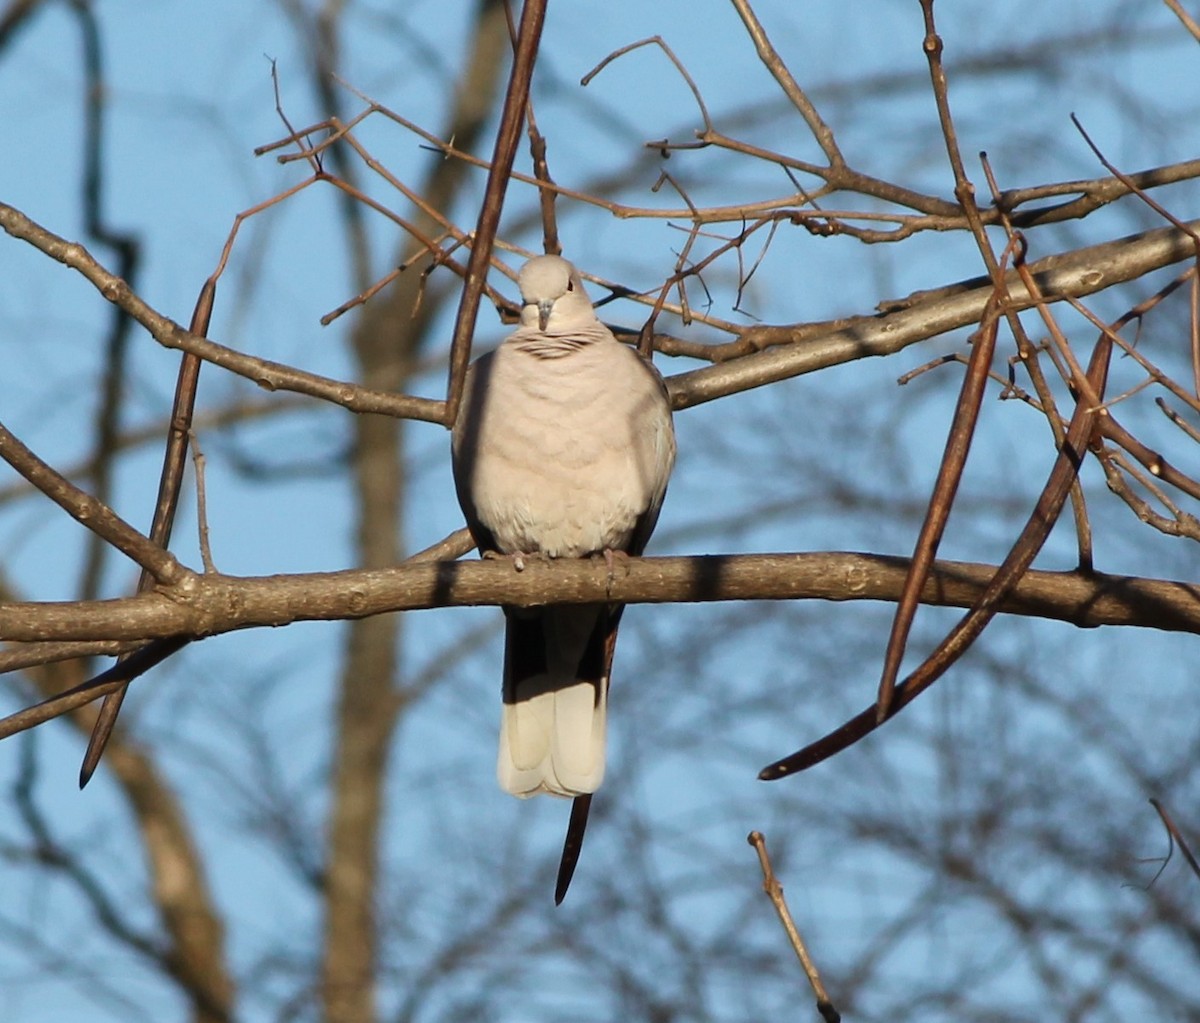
[[2, 2, 1199, 1020]]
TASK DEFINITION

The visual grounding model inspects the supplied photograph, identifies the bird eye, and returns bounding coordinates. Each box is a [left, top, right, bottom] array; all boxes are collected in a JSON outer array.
[[566, 280, 574, 292]]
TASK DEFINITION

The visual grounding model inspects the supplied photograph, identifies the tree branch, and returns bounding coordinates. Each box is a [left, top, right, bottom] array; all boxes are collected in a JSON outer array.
[[668, 218, 1200, 407], [0, 421, 187, 586], [1, 552, 1195, 648], [0, 202, 446, 424]]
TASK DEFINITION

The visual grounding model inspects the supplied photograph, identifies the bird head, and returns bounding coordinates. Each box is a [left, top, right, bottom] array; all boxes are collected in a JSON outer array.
[[516, 255, 594, 332]]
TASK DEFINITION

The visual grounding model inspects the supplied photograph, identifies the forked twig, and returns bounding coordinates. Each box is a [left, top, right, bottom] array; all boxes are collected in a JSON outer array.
[[1071, 113, 1200, 399], [980, 153, 1094, 569], [0, 203, 445, 421]]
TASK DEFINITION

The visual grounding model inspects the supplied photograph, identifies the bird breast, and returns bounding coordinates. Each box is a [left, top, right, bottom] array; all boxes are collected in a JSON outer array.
[[457, 339, 672, 559]]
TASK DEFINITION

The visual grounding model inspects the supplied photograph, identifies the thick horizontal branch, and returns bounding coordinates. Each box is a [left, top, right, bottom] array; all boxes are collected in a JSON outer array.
[[667, 218, 1200, 408], [1, 551, 1196, 644]]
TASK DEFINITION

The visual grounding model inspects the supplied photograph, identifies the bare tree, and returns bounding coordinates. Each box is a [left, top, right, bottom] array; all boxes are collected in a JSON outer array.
[[1, 1, 1198, 1021]]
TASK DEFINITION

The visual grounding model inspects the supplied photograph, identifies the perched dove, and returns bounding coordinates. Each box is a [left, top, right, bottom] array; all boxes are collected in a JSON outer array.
[[451, 254, 675, 901]]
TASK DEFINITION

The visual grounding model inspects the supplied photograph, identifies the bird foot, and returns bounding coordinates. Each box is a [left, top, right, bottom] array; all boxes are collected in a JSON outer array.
[[599, 548, 631, 596]]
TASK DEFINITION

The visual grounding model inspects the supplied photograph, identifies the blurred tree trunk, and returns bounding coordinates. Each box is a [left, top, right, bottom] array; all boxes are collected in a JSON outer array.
[[319, 2, 508, 1020]]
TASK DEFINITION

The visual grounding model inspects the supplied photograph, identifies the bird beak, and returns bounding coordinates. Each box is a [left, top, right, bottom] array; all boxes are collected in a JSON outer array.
[[537, 299, 553, 332]]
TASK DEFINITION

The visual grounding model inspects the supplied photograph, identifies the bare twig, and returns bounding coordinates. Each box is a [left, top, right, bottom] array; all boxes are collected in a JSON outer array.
[[873, 2, 1056, 721], [1157, 397, 1200, 443], [1149, 798, 1200, 882], [0, 421, 186, 586], [1163, 0, 1200, 42], [1095, 446, 1200, 541], [443, 0, 549, 429], [1071, 114, 1200, 400], [0, 640, 129, 674], [762, 321, 1114, 778], [190, 431, 217, 574], [980, 153, 1094, 569], [1099, 416, 1200, 503], [875, 254, 1011, 721], [78, 280, 212, 788], [747, 831, 840, 1023], [0, 0, 47, 52], [405, 526, 477, 564], [525, 108, 561, 256], [582, 35, 713, 134], [669, 217, 1200, 407], [1066, 277, 1200, 417], [0, 638, 189, 745], [728, 0, 842, 166]]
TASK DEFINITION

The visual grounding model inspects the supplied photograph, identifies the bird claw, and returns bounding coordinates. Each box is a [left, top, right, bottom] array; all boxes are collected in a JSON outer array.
[[602, 548, 630, 575], [599, 548, 631, 597]]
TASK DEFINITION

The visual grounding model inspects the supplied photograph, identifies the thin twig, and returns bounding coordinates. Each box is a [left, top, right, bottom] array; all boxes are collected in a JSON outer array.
[[581, 35, 713, 133], [0, 421, 186, 586], [1163, 0, 1200, 42], [875, 248, 1013, 721], [443, 0, 549, 429], [405, 527, 477, 564], [1066, 278, 1200, 417], [875, 1, 1015, 721], [79, 279, 211, 787], [1149, 798, 1200, 882], [0, 640, 129, 674], [728, 0, 842, 166], [980, 153, 1094, 569], [523, 89, 560, 256], [0, 202, 445, 422], [190, 431, 217, 574], [1157, 397, 1200, 443], [747, 832, 840, 1023], [1096, 446, 1200, 541], [0, 638, 189, 743], [762, 324, 1114, 778]]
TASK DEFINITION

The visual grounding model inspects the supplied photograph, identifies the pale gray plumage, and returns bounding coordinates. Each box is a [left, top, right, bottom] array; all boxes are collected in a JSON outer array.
[[451, 255, 675, 804]]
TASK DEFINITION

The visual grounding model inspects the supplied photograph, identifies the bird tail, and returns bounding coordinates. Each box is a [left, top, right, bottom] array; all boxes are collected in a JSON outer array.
[[498, 606, 616, 798]]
